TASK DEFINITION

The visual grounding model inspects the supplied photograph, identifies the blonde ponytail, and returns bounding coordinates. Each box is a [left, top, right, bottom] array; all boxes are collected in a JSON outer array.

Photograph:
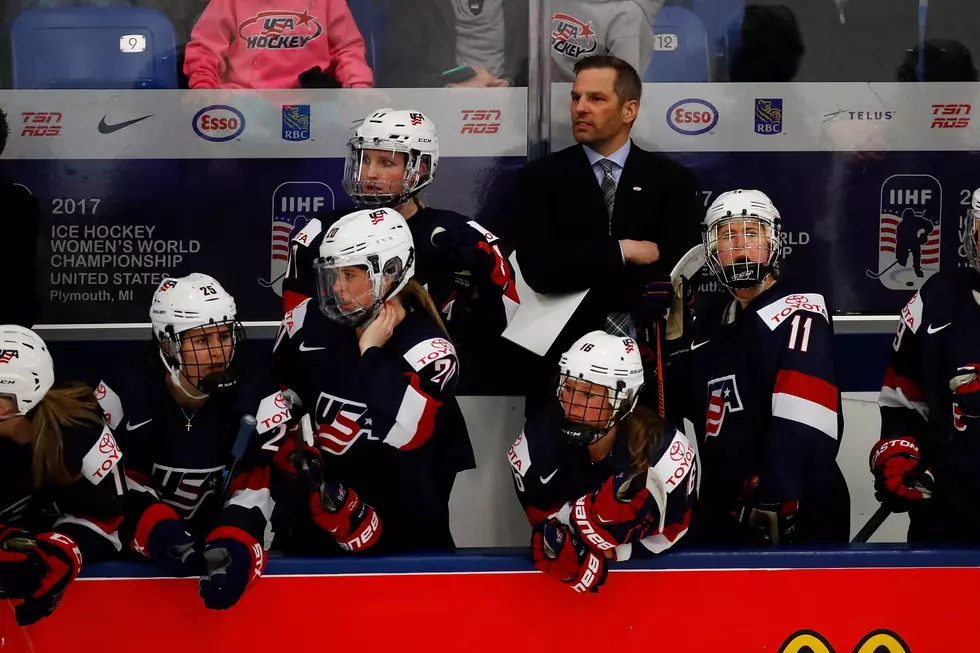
[[622, 404, 665, 475], [31, 383, 105, 487], [398, 279, 448, 336]]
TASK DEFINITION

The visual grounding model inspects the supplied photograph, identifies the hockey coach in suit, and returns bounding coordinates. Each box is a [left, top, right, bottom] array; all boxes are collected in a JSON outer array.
[[514, 54, 702, 415]]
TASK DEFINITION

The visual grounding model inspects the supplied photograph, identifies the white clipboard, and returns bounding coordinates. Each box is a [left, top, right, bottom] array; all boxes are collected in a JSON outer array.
[[501, 253, 588, 357]]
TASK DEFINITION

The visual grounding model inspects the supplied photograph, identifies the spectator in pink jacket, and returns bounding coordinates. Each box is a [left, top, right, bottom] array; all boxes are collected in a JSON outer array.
[[184, 0, 373, 89]]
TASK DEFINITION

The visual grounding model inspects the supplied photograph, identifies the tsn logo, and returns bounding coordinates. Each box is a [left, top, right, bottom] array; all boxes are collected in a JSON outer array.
[[461, 109, 502, 134], [21, 111, 63, 137], [931, 103, 971, 129]]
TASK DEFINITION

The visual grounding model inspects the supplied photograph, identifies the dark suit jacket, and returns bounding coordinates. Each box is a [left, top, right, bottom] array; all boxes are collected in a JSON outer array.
[[0, 183, 39, 327], [513, 141, 701, 403]]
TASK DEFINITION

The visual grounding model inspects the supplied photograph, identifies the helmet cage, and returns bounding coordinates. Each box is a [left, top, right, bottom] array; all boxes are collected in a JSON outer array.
[[704, 214, 781, 293], [157, 318, 245, 394], [342, 137, 432, 209]]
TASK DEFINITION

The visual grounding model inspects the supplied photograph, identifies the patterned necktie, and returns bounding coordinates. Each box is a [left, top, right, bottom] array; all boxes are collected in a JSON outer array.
[[597, 158, 616, 234]]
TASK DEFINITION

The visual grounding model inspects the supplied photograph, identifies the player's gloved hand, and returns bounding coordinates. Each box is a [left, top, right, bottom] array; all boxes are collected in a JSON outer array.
[[431, 225, 513, 292], [309, 481, 382, 552], [199, 527, 265, 611], [571, 473, 657, 551], [0, 525, 46, 599], [632, 280, 675, 329], [273, 428, 324, 494], [870, 437, 933, 512], [531, 518, 607, 593], [950, 365, 980, 418], [732, 475, 799, 545], [13, 532, 83, 626], [132, 503, 204, 577]]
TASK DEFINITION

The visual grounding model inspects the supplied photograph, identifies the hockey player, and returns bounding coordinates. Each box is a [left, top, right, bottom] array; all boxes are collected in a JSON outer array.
[[509, 330, 697, 593], [273, 207, 472, 553], [872, 186, 980, 542], [0, 326, 125, 625], [96, 274, 284, 610], [679, 189, 849, 545], [281, 108, 519, 343]]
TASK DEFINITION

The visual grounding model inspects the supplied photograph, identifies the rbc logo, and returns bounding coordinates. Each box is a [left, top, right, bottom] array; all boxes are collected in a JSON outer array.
[[754, 98, 783, 134], [282, 104, 310, 142], [870, 175, 942, 290], [705, 374, 743, 438]]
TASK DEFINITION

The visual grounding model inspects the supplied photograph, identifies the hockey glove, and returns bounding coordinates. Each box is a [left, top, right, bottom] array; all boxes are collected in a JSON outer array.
[[732, 476, 799, 545], [531, 519, 607, 593], [950, 365, 980, 418], [632, 280, 674, 329], [199, 527, 266, 611], [132, 503, 204, 577], [431, 226, 513, 293], [571, 473, 657, 552], [870, 437, 933, 511], [14, 532, 83, 626], [309, 481, 382, 552], [0, 526, 45, 599]]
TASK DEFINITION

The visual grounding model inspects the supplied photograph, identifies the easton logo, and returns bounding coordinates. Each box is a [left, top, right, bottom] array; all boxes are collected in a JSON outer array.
[[705, 374, 743, 438]]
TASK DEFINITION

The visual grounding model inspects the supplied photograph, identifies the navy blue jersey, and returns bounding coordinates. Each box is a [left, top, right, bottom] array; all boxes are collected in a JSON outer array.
[[508, 402, 697, 559], [879, 268, 980, 539], [680, 278, 850, 544], [282, 206, 519, 342], [96, 353, 284, 551], [272, 298, 474, 552], [0, 416, 125, 566]]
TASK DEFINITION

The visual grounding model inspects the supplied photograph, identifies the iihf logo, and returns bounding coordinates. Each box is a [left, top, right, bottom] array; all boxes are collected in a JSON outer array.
[[868, 175, 942, 290], [260, 182, 335, 296], [705, 374, 743, 438]]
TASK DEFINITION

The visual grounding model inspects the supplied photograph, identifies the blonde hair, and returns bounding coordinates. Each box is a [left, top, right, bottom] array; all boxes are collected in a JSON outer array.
[[399, 279, 448, 335], [31, 383, 105, 487], [621, 404, 665, 475]]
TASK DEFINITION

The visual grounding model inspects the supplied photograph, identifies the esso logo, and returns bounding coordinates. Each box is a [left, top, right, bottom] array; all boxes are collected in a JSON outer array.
[[667, 98, 719, 135], [193, 105, 246, 142]]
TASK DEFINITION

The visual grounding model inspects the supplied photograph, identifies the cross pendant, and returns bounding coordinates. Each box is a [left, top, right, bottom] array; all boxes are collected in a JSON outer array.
[[186, 421, 192, 432]]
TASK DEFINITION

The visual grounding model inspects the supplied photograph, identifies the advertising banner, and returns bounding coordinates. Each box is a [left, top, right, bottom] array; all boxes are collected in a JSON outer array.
[[2, 556, 977, 652]]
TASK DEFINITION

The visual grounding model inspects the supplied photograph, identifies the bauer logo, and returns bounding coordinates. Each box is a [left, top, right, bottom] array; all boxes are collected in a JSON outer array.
[[193, 105, 245, 142], [262, 182, 335, 296], [754, 98, 783, 134], [282, 104, 310, 141], [667, 99, 718, 135], [868, 175, 942, 291]]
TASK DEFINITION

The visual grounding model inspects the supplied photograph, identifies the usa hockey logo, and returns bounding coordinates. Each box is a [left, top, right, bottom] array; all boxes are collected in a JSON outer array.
[[262, 182, 335, 296], [281, 105, 310, 142], [754, 98, 783, 134], [238, 11, 323, 50], [868, 175, 942, 290], [705, 374, 743, 438], [0, 350, 19, 364], [551, 13, 597, 59], [410, 113, 424, 126], [315, 392, 372, 456]]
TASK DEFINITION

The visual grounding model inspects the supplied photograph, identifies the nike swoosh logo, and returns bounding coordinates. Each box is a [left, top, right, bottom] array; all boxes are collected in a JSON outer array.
[[125, 418, 152, 431], [927, 323, 951, 334], [690, 340, 710, 350], [539, 469, 557, 484], [298, 342, 326, 351], [98, 114, 154, 134]]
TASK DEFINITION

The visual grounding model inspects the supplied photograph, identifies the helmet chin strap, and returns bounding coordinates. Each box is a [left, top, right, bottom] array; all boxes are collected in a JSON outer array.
[[159, 350, 210, 401]]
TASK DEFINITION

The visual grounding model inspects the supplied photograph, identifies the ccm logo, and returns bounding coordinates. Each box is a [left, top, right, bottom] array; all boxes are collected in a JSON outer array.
[[572, 497, 615, 551], [571, 553, 602, 593], [339, 511, 380, 552]]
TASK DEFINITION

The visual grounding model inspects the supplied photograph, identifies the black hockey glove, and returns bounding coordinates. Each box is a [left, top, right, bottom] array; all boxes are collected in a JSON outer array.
[[132, 503, 204, 577], [199, 527, 266, 611], [733, 475, 799, 545]]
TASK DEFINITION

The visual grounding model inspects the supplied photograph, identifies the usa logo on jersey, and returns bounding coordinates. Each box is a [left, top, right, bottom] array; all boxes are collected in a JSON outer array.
[[705, 374, 743, 438]]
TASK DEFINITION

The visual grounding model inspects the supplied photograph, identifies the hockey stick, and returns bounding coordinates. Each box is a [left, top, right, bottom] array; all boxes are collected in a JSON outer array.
[[851, 504, 891, 543], [671, 244, 708, 285], [219, 414, 257, 500], [865, 259, 900, 280], [654, 321, 665, 419]]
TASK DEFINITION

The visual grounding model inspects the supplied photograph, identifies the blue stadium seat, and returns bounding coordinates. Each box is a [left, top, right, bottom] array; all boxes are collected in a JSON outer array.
[[11, 7, 177, 89], [643, 6, 711, 82], [345, 0, 391, 74]]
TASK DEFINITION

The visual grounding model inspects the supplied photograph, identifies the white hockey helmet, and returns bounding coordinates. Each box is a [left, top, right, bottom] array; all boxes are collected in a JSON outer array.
[[315, 207, 416, 327], [703, 189, 782, 294], [966, 187, 980, 274], [149, 273, 244, 394], [0, 325, 54, 416], [342, 108, 439, 208], [557, 331, 644, 445]]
